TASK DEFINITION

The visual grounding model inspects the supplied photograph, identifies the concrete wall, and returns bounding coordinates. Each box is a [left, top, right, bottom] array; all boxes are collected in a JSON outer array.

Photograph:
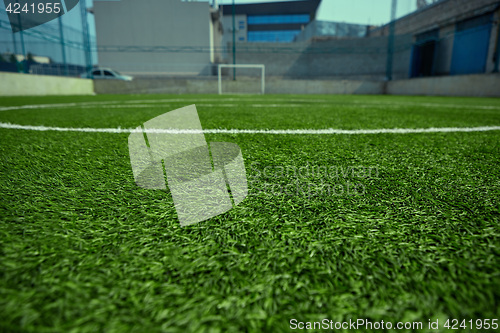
[[267, 78, 383, 95], [210, 9, 224, 64], [386, 73, 500, 97], [220, 78, 383, 94], [227, 34, 413, 80], [0, 72, 94, 96], [295, 21, 368, 42], [93, 77, 382, 95], [93, 74, 500, 97], [2, 72, 496, 97], [228, 41, 308, 77], [94, 0, 213, 75], [94, 77, 219, 95], [222, 14, 247, 45]]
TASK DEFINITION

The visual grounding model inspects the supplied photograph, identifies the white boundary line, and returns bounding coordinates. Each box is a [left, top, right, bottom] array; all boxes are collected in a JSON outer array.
[[1, 99, 499, 134], [1, 122, 499, 135]]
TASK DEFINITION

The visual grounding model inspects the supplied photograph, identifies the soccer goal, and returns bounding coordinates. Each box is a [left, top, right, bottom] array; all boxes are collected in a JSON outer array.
[[218, 64, 265, 95]]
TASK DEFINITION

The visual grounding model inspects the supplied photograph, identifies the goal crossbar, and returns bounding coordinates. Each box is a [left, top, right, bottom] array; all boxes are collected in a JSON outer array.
[[218, 64, 265, 95]]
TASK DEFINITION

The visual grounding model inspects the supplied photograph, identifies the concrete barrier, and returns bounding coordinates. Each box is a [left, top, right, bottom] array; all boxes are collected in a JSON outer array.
[[267, 78, 383, 95], [94, 76, 383, 95], [1, 71, 497, 97], [93, 73, 500, 97], [0, 72, 94, 96], [93, 77, 219, 95], [386, 74, 500, 97]]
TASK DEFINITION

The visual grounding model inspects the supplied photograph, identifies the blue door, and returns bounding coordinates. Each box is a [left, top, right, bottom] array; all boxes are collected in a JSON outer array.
[[410, 45, 421, 78], [450, 14, 492, 75]]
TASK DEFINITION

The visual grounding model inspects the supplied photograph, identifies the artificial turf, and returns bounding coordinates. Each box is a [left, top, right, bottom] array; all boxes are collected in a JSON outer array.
[[0, 94, 499, 332]]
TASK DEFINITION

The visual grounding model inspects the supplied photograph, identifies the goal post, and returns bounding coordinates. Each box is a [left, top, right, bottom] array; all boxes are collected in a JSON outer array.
[[218, 64, 265, 95]]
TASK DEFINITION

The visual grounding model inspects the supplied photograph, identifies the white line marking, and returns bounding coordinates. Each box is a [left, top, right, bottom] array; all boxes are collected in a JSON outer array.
[[0, 123, 133, 133], [1, 122, 499, 135], [0, 101, 120, 112]]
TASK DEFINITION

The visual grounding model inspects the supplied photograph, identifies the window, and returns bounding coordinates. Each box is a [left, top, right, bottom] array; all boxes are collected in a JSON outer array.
[[239, 37, 245, 41], [247, 14, 309, 25], [247, 30, 301, 42], [103, 70, 114, 76], [92, 70, 101, 76], [239, 20, 245, 29]]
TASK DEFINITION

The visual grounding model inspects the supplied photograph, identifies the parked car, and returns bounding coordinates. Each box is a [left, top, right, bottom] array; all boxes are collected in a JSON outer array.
[[81, 68, 133, 81]]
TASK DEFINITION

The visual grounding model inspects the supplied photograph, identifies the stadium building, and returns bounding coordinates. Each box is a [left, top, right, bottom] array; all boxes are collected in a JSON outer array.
[[368, 0, 500, 77], [220, 0, 320, 43]]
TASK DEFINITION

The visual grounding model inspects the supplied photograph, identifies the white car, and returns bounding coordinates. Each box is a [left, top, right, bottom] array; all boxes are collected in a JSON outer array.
[[81, 68, 133, 81]]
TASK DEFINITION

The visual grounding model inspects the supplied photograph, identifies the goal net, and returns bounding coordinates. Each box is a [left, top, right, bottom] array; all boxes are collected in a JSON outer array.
[[218, 64, 265, 95]]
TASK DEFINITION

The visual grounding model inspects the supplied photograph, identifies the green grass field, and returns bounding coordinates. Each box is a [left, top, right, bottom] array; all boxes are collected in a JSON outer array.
[[0, 94, 499, 332]]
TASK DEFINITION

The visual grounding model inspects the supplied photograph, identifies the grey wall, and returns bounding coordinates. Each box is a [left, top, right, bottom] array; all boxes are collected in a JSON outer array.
[[295, 20, 368, 42], [226, 34, 413, 80], [386, 73, 500, 97], [93, 77, 382, 95], [210, 9, 224, 64], [221, 14, 247, 46], [94, 0, 213, 75], [0, 72, 94, 96], [93, 74, 500, 97]]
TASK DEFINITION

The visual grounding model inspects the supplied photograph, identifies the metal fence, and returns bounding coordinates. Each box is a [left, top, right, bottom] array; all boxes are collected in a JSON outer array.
[[0, 0, 94, 77]]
